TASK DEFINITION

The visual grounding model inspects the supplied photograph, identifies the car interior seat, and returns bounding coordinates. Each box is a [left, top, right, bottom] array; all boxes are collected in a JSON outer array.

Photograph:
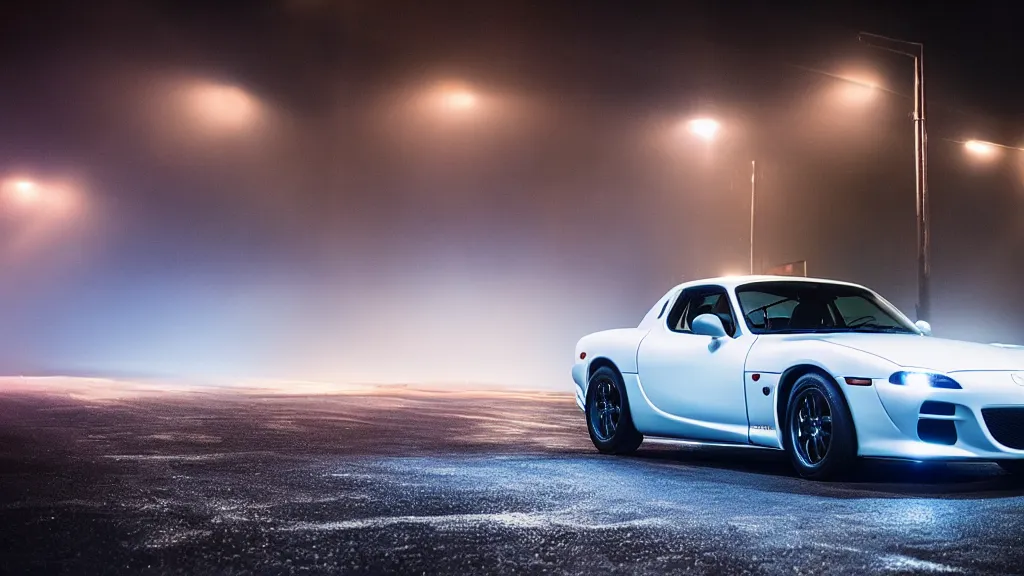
[[789, 300, 832, 330]]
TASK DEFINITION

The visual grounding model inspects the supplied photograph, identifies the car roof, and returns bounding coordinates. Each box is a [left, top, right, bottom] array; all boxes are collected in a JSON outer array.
[[669, 275, 866, 293]]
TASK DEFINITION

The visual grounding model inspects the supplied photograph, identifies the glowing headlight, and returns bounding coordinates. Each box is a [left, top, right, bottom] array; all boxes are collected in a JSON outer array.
[[888, 371, 962, 390]]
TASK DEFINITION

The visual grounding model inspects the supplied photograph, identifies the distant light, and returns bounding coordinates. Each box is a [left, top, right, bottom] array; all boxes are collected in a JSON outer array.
[[4, 178, 41, 204], [12, 180, 39, 203], [837, 78, 878, 104], [3, 176, 82, 215], [964, 140, 998, 156], [688, 118, 720, 141], [185, 82, 260, 132], [442, 90, 477, 111]]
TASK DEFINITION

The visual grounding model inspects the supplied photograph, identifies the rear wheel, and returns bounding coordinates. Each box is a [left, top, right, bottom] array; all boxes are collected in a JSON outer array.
[[586, 366, 643, 454], [784, 372, 857, 480]]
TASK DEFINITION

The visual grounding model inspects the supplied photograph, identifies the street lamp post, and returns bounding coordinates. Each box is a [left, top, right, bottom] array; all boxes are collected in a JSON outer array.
[[749, 160, 757, 275], [687, 118, 759, 275], [859, 32, 930, 321]]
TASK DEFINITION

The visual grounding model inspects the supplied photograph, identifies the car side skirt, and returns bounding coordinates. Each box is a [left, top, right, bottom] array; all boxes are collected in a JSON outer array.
[[643, 436, 783, 451]]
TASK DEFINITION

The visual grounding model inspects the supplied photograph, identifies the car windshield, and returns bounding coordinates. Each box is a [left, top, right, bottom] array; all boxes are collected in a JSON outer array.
[[735, 281, 918, 335]]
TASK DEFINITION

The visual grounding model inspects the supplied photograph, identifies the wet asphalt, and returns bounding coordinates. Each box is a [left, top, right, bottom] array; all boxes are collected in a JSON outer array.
[[2, 385, 1024, 575]]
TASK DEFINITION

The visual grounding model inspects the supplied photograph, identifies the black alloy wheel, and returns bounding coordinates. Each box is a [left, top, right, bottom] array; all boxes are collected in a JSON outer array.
[[589, 376, 620, 442], [790, 387, 833, 467], [585, 366, 643, 454], [783, 372, 857, 480]]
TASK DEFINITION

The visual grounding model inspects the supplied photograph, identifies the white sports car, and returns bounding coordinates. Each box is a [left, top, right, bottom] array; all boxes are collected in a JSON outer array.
[[572, 275, 1024, 479]]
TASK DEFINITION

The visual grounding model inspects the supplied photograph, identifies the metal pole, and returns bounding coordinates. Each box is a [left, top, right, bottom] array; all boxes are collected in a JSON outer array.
[[858, 32, 929, 321], [914, 51, 930, 321], [750, 160, 757, 275]]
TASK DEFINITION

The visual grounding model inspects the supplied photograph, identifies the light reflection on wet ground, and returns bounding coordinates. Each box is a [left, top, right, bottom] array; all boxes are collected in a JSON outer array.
[[2, 380, 1024, 574]]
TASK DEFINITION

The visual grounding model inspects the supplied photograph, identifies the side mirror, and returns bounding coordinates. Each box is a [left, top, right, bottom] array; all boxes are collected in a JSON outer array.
[[692, 313, 728, 338], [915, 320, 932, 336]]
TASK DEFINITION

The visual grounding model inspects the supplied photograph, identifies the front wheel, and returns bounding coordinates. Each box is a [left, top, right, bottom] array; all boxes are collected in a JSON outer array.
[[585, 366, 643, 454], [783, 372, 857, 480]]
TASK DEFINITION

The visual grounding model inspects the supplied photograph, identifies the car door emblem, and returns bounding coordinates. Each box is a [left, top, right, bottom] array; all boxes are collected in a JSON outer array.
[[1012, 373, 1024, 387]]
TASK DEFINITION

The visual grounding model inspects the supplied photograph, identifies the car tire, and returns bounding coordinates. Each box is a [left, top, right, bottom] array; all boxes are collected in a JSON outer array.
[[585, 366, 643, 455], [783, 372, 857, 480], [997, 460, 1024, 477]]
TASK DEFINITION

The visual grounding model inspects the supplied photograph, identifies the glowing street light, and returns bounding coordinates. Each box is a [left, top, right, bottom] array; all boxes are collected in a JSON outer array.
[[687, 118, 721, 141], [834, 75, 880, 105], [2, 176, 81, 216], [11, 180, 39, 204], [964, 140, 1002, 157], [183, 82, 261, 133], [441, 89, 478, 111]]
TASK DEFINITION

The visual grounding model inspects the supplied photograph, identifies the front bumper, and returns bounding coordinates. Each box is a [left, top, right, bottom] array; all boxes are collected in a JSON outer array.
[[861, 370, 1024, 460]]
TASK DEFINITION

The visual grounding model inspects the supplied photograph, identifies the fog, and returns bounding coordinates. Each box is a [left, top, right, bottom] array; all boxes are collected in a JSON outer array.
[[0, 1, 1022, 388]]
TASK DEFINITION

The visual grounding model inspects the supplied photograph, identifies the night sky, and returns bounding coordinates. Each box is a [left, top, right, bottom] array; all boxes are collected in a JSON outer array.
[[0, 0, 1022, 387]]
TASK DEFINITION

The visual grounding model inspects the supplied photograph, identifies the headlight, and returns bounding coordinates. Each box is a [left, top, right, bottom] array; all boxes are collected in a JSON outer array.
[[888, 371, 962, 390]]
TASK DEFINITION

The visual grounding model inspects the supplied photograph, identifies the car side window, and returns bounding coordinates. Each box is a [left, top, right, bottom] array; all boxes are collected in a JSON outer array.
[[656, 297, 671, 319], [666, 292, 693, 331], [665, 287, 738, 337]]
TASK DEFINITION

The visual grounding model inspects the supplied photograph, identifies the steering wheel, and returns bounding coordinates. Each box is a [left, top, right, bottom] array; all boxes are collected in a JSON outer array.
[[845, 315, 877, 329]]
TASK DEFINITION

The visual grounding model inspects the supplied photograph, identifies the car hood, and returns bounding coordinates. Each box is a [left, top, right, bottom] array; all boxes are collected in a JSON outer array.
[[817, 333, 1024, 373]]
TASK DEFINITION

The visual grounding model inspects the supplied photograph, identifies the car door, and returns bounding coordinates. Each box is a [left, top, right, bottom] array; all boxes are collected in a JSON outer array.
[[635, 285, 755, 443]]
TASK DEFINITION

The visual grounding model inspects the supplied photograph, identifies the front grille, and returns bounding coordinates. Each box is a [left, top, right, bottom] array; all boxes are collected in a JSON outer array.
[[982, 408, 1024, 450]]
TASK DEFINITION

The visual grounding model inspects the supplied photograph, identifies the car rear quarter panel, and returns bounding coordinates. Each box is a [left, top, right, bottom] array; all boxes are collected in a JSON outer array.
[[573, 328, 650, 407]]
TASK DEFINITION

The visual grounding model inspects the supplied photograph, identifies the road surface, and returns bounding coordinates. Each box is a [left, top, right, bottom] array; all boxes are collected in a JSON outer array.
[[2, 379, 1024, 574]]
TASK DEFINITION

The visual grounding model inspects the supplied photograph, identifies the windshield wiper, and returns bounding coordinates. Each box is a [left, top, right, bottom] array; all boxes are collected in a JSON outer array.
[[747, 297, 796, 316]]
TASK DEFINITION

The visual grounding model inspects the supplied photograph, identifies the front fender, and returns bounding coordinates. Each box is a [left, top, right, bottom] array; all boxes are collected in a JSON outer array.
[[744, 337, 904, 455]]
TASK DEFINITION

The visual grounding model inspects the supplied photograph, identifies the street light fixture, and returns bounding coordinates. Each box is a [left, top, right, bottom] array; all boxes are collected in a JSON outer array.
[[959, 139, 1024, 156], [441, 89, 478, 111], [184, 82, 261, 134], [2, 176, 84, 217], [964, 140, 999, 156], [11, 180, 39, 204], [687, 118, 721, 141]]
